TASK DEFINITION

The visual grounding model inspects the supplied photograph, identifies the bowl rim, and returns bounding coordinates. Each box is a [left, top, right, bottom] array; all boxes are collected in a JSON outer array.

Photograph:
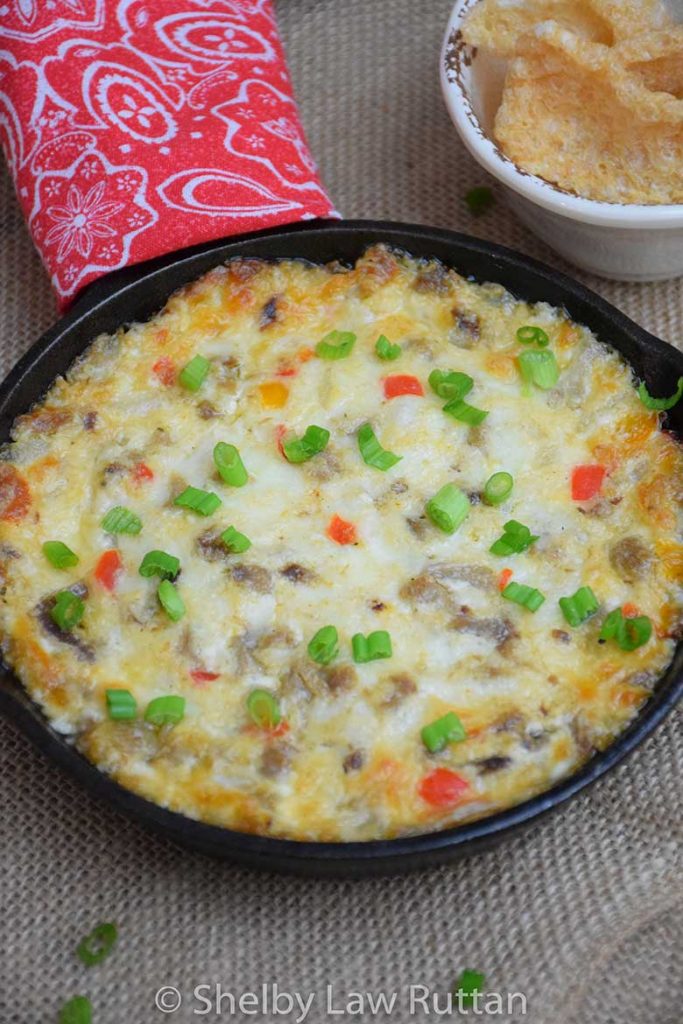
[[1, 218, 682, 875], [440, 0, 683, 229]]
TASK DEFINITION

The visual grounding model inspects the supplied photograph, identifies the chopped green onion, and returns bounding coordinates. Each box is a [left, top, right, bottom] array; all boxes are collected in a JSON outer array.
[[59, 996, 92, 1024], [157, 579, 185, 622], [42, 541, 79, 569], [51, 590, 84, 631], [144, 694, 185, 726], [638, 376, 683, 412], [559, 586, 599, 627], [174, 485, 222, 516], [464, 186, 494, 216], [316, 330, 356, 360], [518, 350, 560, 392], [308, 625, 339, 665], [516, 325, 549, 347], [138, 550, 179, 580], [428, 369, 474, 401], [375, 335, 401, 361], [483, 471, 514, 506], [357, 422, 402, 471], [282, 424, 330, 463], [101, 506, 142, 535], [454, 970, 485, 1009], [421, 711, 466, 753], [76, 922, 118, 966], [490, 519, 539, 556], [179, 354, 210, 391], [600, 608, 652, 651], [246, 688, 281, 729], [443, 398, 489, 425], [425, 483, 470, 534], [502, 581, 545, 612], [213, 442, 248, 486], [352, 630, 393, 663], [220, 525, 251, 553], [105, 689, 137, 721]]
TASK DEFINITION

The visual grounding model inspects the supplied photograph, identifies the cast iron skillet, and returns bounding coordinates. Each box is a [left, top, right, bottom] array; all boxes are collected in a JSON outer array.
[[1, 220, 681, 876]]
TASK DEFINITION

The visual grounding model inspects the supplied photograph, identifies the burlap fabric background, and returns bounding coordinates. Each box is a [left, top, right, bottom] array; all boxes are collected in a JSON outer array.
[[1, 2, 681, 1022]]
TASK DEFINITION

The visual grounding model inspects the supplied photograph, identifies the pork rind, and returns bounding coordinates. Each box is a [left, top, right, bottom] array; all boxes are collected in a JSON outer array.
[[462, 0, 614, 55], [461, 0, 671, 56], [616, 29, 683, 100], [494, 22, 683, 204]]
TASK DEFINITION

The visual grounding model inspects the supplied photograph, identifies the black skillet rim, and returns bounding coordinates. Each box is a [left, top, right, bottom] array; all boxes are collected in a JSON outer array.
[[1, 219, 681, 875]]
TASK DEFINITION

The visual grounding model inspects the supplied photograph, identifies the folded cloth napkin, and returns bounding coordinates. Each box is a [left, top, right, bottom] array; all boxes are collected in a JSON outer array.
[[0, 0, 337, 307]]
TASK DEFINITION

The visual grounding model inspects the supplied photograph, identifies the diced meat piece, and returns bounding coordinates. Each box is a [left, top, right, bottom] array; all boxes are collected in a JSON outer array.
[[35, 586, 94, 662], [472, 755, 512, 774], [381, 672, 417, 707], [324, 663, 357, 693], [570, 715, 595, 760], [356, 245, 399, 297], [230, 564, 273, 594], [494, 712, 525, 734], [280, 563, 317, 584], [259, 295, 279, 329], [82, 411, 98, 430], [400, 571, 447, 606], [343, 749, 365, 773], [413, 262, 452, 294], [261, 742, 294, 778], [406, 516, 429, 539], [196, 528, 228, 563], [551, 629, 571, 644], [450, 612, 519, 651], [449, 309, 481, 347], [304, 449, 341, 482], [227, 258, 264, 282], [15, 407, 71, 435], [609, 536, 652, 583], [197, 400, 219, 420], [282, 659, 327, 700], [101, 461, 127, 483], [167, 474, 188, 503], [429, 562, 496, 592]]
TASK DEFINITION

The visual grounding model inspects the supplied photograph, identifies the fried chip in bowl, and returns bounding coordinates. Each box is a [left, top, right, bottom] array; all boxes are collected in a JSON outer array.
[[616, 28, 683, 100], [461, 0, 614, 55], [461, 0, 672, 56], [493, 21, 683, 205]]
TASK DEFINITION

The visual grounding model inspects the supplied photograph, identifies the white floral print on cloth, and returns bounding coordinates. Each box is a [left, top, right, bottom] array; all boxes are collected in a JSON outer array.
[[0, 0, 337, 305]]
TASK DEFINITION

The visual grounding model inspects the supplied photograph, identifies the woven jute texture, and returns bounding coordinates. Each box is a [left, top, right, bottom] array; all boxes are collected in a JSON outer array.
[[1, 2, 681, 1022]]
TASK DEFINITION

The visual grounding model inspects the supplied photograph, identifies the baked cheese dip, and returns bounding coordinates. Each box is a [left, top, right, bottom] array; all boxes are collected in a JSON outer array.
[[1, 246, 682, 842]]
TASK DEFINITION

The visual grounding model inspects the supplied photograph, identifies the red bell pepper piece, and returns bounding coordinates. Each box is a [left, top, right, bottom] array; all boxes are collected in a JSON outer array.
[[497, 568, 513, 592], [0, 465, 31, 522], [326, 514, 357, 545], [94, 549, 122, 591], [571, 464, 605, 501], [152, 356, 176, 386], [132, 462, 154, 483], [418, 768, 470, 808], [190, 669, 220, 685], [383, 374, 424, 399]]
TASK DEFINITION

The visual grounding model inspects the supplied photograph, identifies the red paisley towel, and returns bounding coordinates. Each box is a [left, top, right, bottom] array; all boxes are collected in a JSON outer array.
[[0, 0, 337, 307]]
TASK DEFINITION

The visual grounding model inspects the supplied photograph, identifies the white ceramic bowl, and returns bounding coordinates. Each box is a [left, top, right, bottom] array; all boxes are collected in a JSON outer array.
[[440, 0, 683, 281]]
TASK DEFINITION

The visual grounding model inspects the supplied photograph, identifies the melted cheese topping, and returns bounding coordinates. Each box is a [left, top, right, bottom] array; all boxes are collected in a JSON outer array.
[[1, 247, 681, 841]]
